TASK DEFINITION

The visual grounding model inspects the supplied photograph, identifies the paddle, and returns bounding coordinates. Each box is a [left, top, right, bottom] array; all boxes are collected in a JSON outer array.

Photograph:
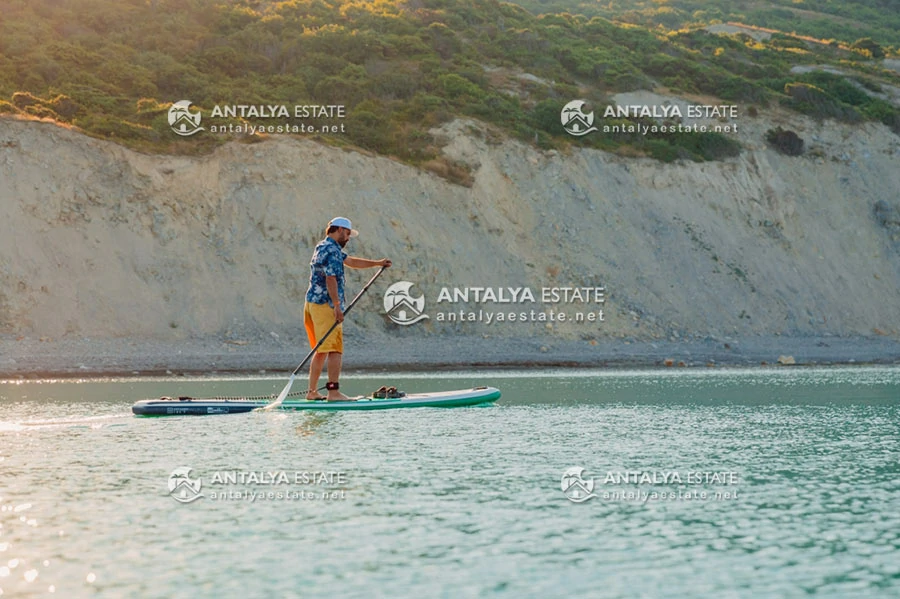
[[259, 265, 388, 411]]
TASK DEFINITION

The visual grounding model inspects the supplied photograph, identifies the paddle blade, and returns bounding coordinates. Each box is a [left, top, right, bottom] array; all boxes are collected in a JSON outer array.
[[258, 374, 295, 411]]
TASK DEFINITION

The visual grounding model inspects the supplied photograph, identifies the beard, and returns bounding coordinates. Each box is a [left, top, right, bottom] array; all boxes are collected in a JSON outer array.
[[337, 238, 348, 248]]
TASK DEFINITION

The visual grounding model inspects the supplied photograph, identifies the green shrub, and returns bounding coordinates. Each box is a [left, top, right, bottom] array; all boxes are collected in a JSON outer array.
[[24, 104, 59, 120], [75, 114, 157, 141], [11, 91, 41, 109], [850, 37, 885, 59], [642, 139, 681, 162], [438, 73, 485, 101], [672, 131, 742, 161], [48, 94, 82, 120], [766, 127, 804, 156], [801, 72, 869, 106], [136, 98, 166, 114], [530, 99, 564, 134], [0, 100, 20, 114], [313, 75, 365, 105], [345, 108, 390, 151], [785, 82, 861, 122]]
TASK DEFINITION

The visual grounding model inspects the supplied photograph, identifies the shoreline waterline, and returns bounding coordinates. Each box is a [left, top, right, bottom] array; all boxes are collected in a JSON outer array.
[[2, 333, 900, 379], [3, 362, 900, 385]]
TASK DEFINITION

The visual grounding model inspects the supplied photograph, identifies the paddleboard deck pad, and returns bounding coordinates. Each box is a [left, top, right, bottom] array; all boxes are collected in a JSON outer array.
[[132, 387, 500, 416]]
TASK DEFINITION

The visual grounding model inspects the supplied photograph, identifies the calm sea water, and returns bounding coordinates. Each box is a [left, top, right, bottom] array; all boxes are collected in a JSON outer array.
[[1, 367, 899, 598]]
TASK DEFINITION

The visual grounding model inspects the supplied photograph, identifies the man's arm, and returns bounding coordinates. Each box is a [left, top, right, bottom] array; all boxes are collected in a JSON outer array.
[[326, 275, 344, 323], [345, 256, 392, 269]]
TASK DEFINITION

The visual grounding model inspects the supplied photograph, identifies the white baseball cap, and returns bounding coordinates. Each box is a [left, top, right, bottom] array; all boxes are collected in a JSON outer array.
[[328, 216, 358, 238]]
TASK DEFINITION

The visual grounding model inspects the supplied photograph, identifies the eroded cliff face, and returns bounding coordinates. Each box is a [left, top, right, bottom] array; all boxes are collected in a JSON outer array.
[[1, 109, 899, 345]]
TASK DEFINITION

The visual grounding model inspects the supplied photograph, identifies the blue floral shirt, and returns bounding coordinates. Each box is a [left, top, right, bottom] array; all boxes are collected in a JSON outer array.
[[306, 237, 347, 309]]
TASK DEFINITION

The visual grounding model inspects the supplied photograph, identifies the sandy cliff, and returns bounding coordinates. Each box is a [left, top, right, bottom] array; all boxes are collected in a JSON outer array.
[[1, 106, 899, 372]]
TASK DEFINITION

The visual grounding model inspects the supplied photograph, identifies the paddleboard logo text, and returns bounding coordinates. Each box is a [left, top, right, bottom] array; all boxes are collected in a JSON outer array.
[[384, 281, 429, 326], [169, 466, 204, 503], [168, 100, 204, 137], [561, 467, 597, 503]]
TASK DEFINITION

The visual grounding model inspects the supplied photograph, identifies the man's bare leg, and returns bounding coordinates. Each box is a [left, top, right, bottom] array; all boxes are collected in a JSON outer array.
[[326, 352, 350, 401], [307, 352, 327, 399]]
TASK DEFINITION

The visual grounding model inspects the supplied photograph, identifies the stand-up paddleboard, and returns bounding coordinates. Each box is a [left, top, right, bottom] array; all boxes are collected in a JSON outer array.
[[132, 387, 500, 416]]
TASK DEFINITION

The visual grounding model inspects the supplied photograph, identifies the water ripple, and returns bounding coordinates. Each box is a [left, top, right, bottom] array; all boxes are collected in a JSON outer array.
[[1, 367, 898, 597]]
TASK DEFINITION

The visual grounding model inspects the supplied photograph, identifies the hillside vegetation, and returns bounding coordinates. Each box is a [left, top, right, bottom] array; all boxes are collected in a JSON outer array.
[[1, 0, 898, 168], [511, 0, 900, 49]]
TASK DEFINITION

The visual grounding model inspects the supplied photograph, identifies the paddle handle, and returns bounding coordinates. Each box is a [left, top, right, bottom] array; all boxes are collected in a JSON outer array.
[[290, 265, 387, 376]]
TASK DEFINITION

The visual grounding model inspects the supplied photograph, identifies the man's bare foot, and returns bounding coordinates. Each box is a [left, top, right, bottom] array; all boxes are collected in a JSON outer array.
[[326, 391, 353, 402], [306, 390, 326, 400]]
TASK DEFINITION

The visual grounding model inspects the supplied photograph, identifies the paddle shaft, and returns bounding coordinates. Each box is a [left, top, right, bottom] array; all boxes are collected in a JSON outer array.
[[289, 265, 387, 377]]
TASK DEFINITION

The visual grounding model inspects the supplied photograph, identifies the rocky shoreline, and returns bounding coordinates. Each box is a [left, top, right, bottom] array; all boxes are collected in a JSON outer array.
[[3, 333, 899, 378]]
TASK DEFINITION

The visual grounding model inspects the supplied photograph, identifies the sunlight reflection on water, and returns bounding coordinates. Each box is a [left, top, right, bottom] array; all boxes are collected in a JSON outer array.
[[1, 367, 898, 598]]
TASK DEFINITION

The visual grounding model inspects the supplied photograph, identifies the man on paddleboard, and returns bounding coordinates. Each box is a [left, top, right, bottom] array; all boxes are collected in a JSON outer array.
[[305, 217, 391, 401]]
